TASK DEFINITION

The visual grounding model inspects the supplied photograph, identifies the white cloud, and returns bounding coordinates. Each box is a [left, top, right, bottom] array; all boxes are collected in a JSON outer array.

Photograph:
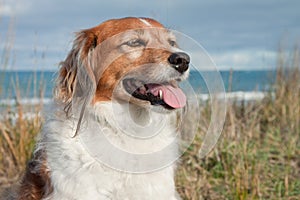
[[210, 50, 277, 70], [0, 0, 30, 16], [0, 4, 13, 16], [188, 49, 278, 71]]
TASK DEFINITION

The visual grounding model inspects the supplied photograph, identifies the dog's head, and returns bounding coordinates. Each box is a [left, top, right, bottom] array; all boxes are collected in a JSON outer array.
[[55, 17, 190, 113]]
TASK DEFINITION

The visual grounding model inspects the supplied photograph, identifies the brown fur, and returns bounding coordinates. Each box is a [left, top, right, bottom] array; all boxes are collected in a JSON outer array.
[[17, 150, 52, 200], [94, 48, 172, 102], [55, 17, 164, 104]]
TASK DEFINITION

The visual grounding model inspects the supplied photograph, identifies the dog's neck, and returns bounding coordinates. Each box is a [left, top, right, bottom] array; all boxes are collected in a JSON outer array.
[[40, 101, 180, 199], [128, 103, 152, 126], [92, 102, 176, 137]]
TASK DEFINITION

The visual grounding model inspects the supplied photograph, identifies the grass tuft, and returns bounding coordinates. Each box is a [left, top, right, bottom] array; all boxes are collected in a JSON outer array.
[[0, 95, 43, 190], [176, 48, 300, 200]]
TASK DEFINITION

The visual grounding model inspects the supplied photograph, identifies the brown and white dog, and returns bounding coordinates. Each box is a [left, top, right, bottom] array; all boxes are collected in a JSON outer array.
[[15, 17, 190, 200]]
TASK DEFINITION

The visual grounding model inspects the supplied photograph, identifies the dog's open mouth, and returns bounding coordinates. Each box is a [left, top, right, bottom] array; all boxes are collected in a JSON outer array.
[[123, 78, 186, 109]]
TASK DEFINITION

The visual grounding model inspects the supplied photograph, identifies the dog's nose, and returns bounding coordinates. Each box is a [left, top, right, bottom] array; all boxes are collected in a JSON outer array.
[[168, 52, 190, 73]]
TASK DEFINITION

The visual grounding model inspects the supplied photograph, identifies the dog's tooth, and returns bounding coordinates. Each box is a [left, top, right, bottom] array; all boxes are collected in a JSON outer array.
[[174, 65, 179, 68], [139, 85, 146, 94], [140, 85, 145, 90], [159, 90, 163, 99]]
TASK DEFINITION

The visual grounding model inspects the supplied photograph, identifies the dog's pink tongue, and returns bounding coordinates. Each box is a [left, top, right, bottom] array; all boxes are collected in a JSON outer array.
[[148, 84, 186, 108]]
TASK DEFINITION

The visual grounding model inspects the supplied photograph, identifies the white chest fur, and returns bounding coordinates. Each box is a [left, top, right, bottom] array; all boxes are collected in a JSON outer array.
[[41, 102, 180, 200]]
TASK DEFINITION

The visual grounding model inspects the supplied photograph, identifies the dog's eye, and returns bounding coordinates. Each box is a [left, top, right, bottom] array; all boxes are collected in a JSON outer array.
[[126, 39, 146, 47], [168, 40, 177, 47]]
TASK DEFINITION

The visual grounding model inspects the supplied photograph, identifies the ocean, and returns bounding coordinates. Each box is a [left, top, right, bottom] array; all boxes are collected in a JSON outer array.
[[0, 70, 276, 106]]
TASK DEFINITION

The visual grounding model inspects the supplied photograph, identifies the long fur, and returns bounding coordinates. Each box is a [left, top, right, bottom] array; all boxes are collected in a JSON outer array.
[[12, 17, 189, 200]]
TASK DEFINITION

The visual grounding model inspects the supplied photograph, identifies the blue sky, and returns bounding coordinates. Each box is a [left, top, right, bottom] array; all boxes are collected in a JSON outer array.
[[0, 0, 299, 71]]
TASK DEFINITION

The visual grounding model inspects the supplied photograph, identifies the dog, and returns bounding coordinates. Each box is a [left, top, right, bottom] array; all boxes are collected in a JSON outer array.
[[15, 17, 190, 200]]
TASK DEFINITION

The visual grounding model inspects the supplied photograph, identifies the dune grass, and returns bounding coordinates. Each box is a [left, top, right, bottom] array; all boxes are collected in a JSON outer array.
[[176, 48, 300, 200], [0, 93, 43, 190], [0, 48, 299, 199]]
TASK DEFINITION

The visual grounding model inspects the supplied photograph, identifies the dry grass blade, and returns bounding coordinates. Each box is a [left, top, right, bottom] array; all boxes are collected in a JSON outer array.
[[0, 124, 18, 167]]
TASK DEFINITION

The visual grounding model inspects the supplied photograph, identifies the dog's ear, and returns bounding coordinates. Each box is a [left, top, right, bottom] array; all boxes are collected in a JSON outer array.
[[54, 30, 98, 109]]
